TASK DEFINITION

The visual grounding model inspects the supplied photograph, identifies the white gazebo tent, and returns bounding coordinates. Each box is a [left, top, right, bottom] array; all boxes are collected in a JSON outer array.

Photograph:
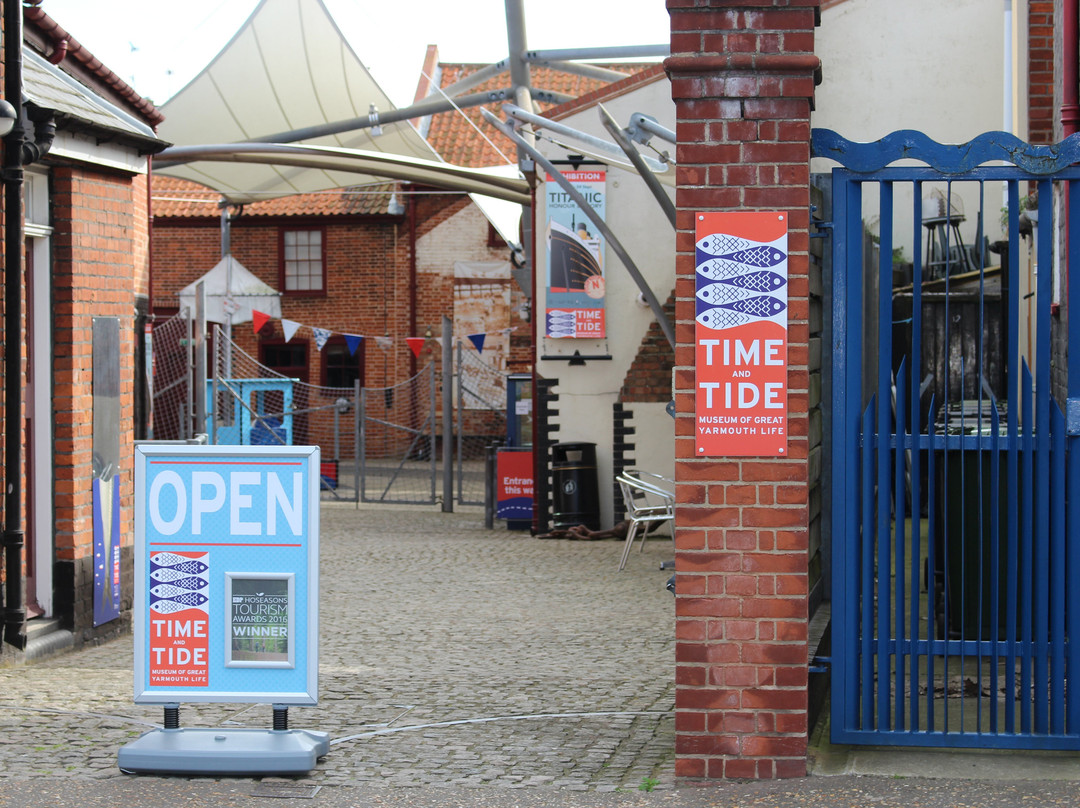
[[178, 255, 282, 325]]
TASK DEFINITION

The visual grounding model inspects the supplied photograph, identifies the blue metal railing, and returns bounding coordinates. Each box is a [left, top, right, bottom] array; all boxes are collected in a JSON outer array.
[[823, 130, 1080, 750]]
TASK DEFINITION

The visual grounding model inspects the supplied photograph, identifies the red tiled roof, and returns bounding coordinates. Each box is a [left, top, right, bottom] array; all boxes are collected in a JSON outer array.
[[151, 175, 395, 218], [541, 63, 667, 122], [425, 62, 661, 168]]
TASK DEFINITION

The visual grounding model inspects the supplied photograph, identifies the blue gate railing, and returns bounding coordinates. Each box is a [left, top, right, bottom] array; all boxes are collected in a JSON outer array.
[[819, 129, 1080, 749]]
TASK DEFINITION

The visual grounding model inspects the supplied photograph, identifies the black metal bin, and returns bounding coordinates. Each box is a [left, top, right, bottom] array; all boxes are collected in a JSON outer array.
[[551, 442, 600, 530]]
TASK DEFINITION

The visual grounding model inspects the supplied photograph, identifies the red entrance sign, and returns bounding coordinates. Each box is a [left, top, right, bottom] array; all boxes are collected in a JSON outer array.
[[496, 449, 534, 521], [695, 212, 789, 456]]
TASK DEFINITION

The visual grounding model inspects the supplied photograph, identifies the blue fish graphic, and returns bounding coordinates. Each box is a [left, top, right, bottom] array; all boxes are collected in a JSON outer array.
[[716, 245, 786, 268], [696, 283, 754, 306], [695, 308, 751, 329], [696, 233, 754, 255], [696, 233, 786, 261], [150, 591, 209, 610], [149, 598, 198, 616], [150, 557, 209, 576], [717, 295, 787, 318], [696, 258, 745, 281], [150, 582, 208, 600], [716, 270, 786, 293]]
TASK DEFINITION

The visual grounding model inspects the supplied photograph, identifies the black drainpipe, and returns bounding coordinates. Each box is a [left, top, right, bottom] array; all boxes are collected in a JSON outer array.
[[4, 0, 27, 650]]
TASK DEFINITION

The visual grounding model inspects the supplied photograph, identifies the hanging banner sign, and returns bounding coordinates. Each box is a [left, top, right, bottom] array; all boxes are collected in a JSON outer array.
[[545, 170, 606, 339], [695, 212, 789, 456], [133, 444, 320, 705]]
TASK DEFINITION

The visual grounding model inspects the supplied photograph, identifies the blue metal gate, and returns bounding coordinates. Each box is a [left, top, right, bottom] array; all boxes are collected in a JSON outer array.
[[819, 130, 1080, 748]]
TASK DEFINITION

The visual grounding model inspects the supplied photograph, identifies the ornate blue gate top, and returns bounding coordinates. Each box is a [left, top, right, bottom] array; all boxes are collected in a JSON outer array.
[[811, 129, 1080, 175]]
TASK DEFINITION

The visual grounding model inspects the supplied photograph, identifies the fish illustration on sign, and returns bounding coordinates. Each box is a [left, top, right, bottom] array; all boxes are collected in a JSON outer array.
[[546, 310, 578, 339], [150, 581, 208, 599], [150, 590, 209, 611], [149, 575, 206, 592], [149, 597, 202, 615], [150, 552, 209, 575], [695, 308, 753, 330], [696, 233, 787, 264]]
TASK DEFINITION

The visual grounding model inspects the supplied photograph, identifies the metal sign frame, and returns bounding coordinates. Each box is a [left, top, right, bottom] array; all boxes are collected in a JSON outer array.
[[133, 444, 320, 705]]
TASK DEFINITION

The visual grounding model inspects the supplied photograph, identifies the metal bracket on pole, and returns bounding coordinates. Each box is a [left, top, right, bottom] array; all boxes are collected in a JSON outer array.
[[597, 104, 676, 229], [502, 103, 669, 174], [627, 113, 676, 146], [481, 108, 675, 350]]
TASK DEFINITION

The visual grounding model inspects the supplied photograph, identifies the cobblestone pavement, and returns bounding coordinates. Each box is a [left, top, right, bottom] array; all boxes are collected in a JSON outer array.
[[0, 503, 677, 794]]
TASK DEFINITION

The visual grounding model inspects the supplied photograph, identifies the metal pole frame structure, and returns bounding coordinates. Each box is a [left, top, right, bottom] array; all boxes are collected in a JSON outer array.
[[441, 315, 454, 512], [480, 108, 675, 351]]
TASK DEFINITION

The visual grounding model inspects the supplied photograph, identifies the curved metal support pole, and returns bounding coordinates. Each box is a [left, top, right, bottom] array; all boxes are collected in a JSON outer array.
[[154, 143, 531, 206], [597, 104, 676, 229], [481, 108, 675, 350]]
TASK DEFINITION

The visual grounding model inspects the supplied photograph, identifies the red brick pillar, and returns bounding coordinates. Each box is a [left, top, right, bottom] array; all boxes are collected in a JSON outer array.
[[666, 0, 820, 780], [1027, 0, 1054, 144]]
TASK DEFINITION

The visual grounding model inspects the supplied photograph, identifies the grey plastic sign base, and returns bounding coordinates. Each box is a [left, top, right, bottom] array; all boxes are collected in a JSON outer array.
[[118, 728, 330, 776]]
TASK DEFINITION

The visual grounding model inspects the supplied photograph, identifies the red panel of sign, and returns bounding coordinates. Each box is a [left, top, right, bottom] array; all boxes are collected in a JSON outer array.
[[496, 449, 534, 520], [695, 212, 789, 456]]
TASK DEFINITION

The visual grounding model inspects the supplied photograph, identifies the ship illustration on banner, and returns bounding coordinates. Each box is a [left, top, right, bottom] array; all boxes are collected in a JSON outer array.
[[548, 220, 602, 292]]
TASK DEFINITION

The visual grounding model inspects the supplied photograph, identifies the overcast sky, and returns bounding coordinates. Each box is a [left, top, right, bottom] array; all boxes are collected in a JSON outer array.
[[37, 0, 671, 109]]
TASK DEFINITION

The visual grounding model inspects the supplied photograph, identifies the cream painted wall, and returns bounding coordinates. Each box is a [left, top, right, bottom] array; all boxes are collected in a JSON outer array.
[[535, 77, 676, 526], [814, 0, 1027, 144], [813, 0, 1030, 255]]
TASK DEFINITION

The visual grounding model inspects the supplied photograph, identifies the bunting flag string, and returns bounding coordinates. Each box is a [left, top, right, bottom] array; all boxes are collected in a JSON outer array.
[[238, 313, 517, 354]]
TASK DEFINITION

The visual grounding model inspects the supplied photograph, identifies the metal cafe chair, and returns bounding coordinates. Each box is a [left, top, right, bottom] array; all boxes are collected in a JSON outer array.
[[616, 470, 675, 571]]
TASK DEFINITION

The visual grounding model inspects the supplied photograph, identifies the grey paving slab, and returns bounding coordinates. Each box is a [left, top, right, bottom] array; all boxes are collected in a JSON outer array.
[[2, 502, 1079, 808], [0, 503, 677, 793]]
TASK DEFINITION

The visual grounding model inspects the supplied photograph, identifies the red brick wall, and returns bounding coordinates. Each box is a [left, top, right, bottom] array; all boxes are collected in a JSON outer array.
[[667, 0, 819, 780], [154, 214, 410, 388], [51, 165, 143, 637], [1028, 0, 1054, 144], [620, 293, 676, 403], [152, 193, 481, 391], [153, 192, 519, 451]]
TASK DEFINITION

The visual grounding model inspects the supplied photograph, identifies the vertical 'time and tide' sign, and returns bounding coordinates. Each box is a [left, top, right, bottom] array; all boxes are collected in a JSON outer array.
[[695, 212, 789, 456]]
